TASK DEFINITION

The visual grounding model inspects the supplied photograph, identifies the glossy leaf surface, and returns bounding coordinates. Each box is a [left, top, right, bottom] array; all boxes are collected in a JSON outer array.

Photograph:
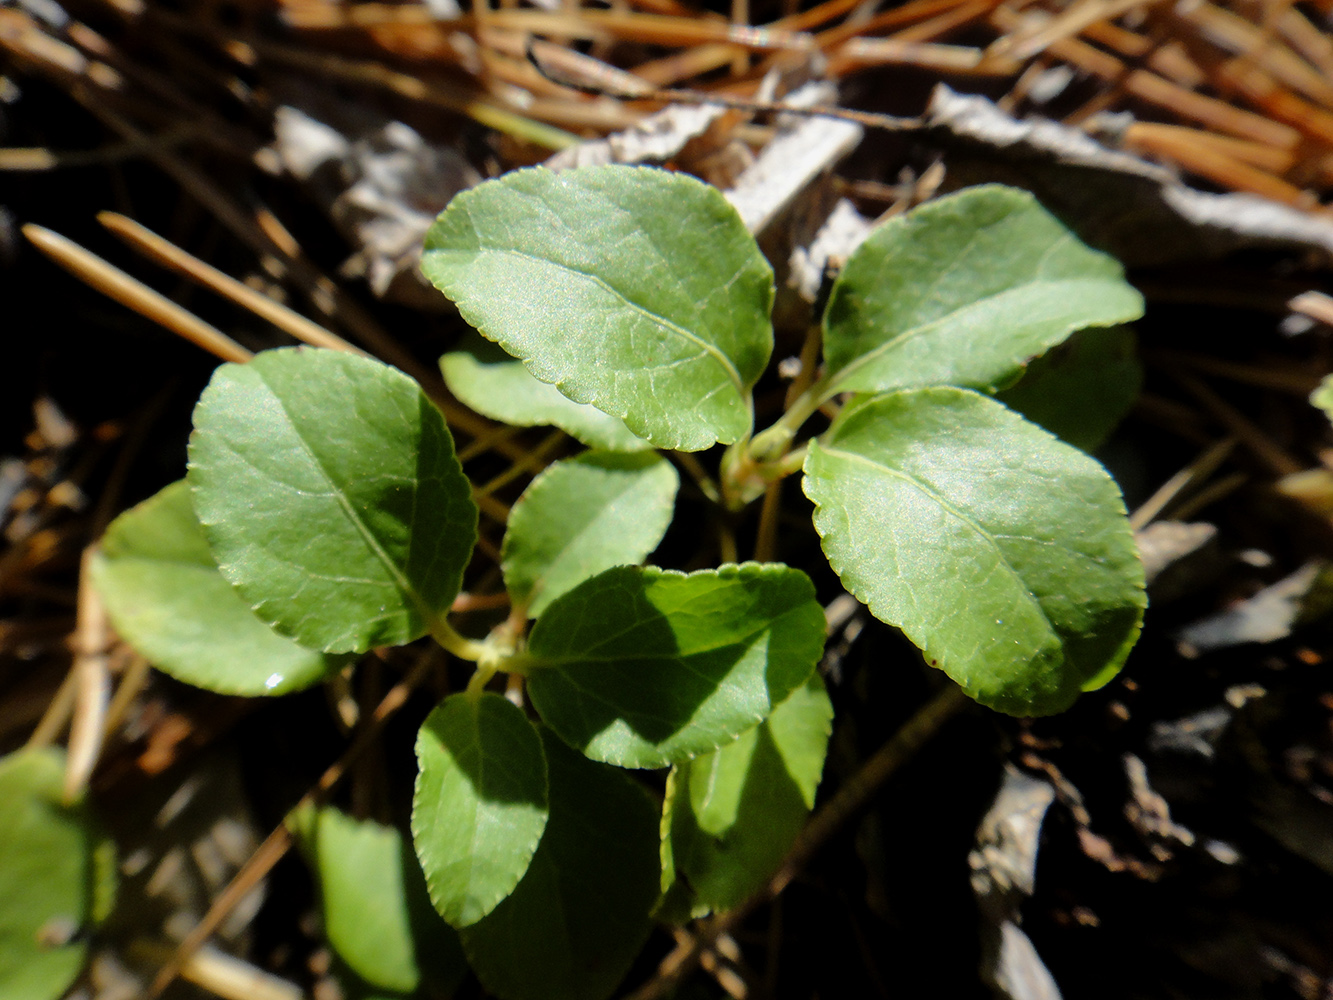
[[526, 563, 826, 768], [440, 334, 649, 451], [662, 673, 832, 915], [503, 450, 678, 618], [92, 481, 343, 695], [291, 804, 466, 997], [804, 388, 1145, 715], [459, 727, 658, 1000], [0, 749, 108, 1000], [820, 185, 1143, 399], [189, 348, 477, 653], [996, 326, 1141, 452], [421, 165, 775, 451], [412, 693, 548, 927]]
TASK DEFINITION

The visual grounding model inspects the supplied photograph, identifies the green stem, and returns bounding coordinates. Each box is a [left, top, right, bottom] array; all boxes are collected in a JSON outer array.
[[750, 379, 830, 462], [428, 618, 488, 662], [465, 663, 497, 698]]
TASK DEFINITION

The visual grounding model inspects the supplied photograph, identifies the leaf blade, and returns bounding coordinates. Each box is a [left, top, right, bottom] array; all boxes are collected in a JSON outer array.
[[421, 165, 775, 451], [0, 748, 111, 1000], [458, 727, 659, 1000], [291, 804, 467, 997], [803, 388, 1145, 716], [661, 673, 832, 915], [503, 450, 679, 618], [188, 348, 478, 654], [440, 335, 649, 452], [821, 185, 1144, 398], [92, 481, 345, 695], [412, 693, 549, 928], [526, 563, 827, 768], [995, 326, 1141, 452]]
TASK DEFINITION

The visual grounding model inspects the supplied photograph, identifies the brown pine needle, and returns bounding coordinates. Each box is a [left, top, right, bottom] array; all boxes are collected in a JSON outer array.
[[97, 212, 367, 357], [22, 224, 252, 365]]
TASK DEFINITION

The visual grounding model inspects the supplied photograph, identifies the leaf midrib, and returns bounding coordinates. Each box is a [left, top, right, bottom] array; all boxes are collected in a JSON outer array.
[[814, 442, 1055, 641], [454, 246, 747, 399], [257, 373, 434, 627]]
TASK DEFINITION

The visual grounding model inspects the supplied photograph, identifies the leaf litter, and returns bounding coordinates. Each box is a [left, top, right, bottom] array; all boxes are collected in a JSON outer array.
[[8, 0, 1333, 995]]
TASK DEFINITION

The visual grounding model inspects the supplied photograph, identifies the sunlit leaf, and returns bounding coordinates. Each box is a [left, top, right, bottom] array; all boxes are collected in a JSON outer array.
[[421, 165, 775, 451], [503, 450, 678, 618], [92, 481, 344, 695], [820, 185, 1143, 399], [188, 347, 478, 654], [526, 563, 826, 768], [412, 693, 548, 927], [804, 388, 1145, 715], [459, 727, 658, 1000]]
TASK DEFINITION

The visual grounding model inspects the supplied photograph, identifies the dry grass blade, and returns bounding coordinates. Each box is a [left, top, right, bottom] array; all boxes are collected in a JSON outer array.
[[1130, 437, 1237, 530], [63, 548, 111, 803], [993, 0, 1171, 60]]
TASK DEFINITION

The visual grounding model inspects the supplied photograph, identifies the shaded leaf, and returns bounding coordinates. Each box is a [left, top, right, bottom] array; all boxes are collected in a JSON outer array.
[[92, 481, 344, 695], [291, 804, 466, 997], [188, 348, 477, 654], [421, 165, 775, 451], [804, 388, 1145, 716], [503, 450, 678, 618], [412, 693, 548, 927], [440, 334, 649, 451], [662, 673, 832, 915], [820, 185, 1143, 399], [526, 563, 826, 768], [459, 727, 658, 1000], [996, 327, 1141, 452], [0, 748, 112, 1000]]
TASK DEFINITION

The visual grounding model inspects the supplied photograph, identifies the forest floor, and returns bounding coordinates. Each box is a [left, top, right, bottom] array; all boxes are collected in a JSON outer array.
[[5, 0, 1333, 997]]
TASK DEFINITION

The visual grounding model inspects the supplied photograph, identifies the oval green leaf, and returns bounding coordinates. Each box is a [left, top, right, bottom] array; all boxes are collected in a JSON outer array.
[[820, 185, 1144, 399], [459, 727, 659, 1000], [526, 563, 826, 768], [661, 672, 832, 916], [92, 481, 345, 695], [803, 388, 1146, 716], [0, 748, 111, 1000], [503, 450, 679, 618], [440, 334, 649, 452], [188, 348, 478, 654], [420, 165, 775, 452], [290, 804, 466, 997], [412, 692, 549, 928], [995, 326, 1141, 452]]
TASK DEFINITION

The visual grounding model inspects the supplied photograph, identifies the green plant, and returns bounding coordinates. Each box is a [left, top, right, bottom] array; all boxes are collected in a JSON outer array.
[[91, 166, 1146, 1000]]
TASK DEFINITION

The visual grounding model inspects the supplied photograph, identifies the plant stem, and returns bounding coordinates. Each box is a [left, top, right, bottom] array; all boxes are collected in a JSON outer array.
[[622, 683, 971, 1000], [753, 481, 782, 563], [465, 663, 498, 697], [428, 618, 489, 662]]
